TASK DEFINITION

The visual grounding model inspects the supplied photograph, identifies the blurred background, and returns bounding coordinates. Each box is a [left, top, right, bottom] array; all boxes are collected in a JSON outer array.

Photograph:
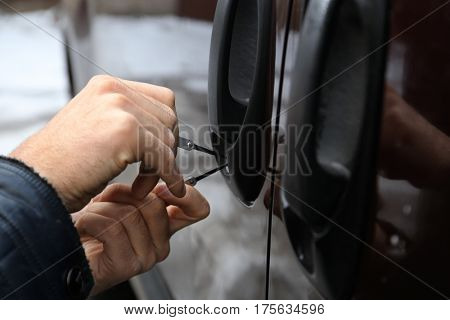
[[0, 0, 313, 299]]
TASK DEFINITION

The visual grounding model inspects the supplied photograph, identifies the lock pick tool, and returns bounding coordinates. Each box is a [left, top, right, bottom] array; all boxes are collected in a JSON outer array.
[[177, 137, 227, 186]]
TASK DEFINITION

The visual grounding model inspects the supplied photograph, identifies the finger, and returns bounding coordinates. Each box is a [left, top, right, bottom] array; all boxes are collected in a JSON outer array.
[[132, 162, 160, 201], [113, 79, 177, 130], [96, 183, 151, 206], [87, 202, 158, 267], [95, 184, 134, 203], [165, 206, 194, 235], [71, 211, 83, 223], [95, 184, 171, 262], [138, 194, 171, 262], [120, 80, 176, 110], [154, 184, 210, 235], [71, 188, 111, 222], [75, 212, 135, 270], [114, 99, 176, 149], [132, 130, 185, 199], [154, 184, 210, 218]]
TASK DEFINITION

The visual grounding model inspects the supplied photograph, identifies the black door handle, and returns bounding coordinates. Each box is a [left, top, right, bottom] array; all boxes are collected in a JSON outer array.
[[285, 0, 347, 233], [283, 0, 388, 231], [281, 0, 389, 298], [208, 0, 275, 206]]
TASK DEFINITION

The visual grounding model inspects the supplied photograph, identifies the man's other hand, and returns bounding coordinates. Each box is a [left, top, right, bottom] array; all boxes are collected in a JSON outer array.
[[72, 183, 209, 296]]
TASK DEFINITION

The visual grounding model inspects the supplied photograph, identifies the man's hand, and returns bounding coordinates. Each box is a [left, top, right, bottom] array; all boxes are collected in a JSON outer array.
[[10, 75, 185, 212], [72, 183, 209, 296]]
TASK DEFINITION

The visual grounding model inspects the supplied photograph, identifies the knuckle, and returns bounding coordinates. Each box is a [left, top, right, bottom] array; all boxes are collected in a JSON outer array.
[[161, 87, 176, 108], [117, 113, 139, 137], [102, 183, 124, 198], [167, 111, 178, 130], [131, 260, 144, 276], [110, 118, 138, 168], [88, 74, 107, 86], [199, 200, 211, 219], [89, 75, 119, 93], [74, 213, 88, 231], [162, 146, 176, 168], [158, 243, 171, 262], [164, 129, 176, 150], [144, 251, 157, 270], [105, 93, 131, 108]]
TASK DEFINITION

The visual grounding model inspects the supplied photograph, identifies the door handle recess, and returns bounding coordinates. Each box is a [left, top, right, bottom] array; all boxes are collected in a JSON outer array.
[[208, 0, 275, 206], [283, 0, 388, 232], [281, 0, 389, 298]]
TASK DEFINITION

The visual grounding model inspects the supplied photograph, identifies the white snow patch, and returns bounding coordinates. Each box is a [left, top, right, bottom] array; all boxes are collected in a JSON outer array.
[[93, 15, 212, 80]]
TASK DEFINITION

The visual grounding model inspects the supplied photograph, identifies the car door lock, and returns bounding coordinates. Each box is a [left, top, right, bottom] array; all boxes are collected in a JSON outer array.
[[178, 136, 228, 186]]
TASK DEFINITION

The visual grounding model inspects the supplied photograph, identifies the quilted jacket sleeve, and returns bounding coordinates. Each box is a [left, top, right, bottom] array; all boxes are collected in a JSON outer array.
[[0, 156, 93, 299]]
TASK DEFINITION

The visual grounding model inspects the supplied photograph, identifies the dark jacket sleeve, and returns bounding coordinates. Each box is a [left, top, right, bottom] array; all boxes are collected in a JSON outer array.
[[0, 156, 93, 299]]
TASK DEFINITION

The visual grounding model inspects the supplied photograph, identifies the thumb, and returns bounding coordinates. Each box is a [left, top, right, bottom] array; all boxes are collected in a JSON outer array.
[[154, 184, 210, 234]]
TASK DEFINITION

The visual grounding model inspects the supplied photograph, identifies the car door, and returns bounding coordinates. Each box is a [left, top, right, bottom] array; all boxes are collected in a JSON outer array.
[[354, 0, 450, 299], [275, 0, 389, 299], [270, 0, 450, 299], [208, 0, 392, 299], [208, 0, 391, 299]]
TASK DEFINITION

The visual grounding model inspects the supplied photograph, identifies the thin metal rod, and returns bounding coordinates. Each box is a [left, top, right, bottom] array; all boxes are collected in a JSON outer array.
[[185, 164, 228, 186], [193, 144, 216, 156], [178, 137, 216, 156]]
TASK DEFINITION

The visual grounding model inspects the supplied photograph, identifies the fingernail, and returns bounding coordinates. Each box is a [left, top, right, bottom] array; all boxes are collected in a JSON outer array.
[[155, 184, 171, 198]]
